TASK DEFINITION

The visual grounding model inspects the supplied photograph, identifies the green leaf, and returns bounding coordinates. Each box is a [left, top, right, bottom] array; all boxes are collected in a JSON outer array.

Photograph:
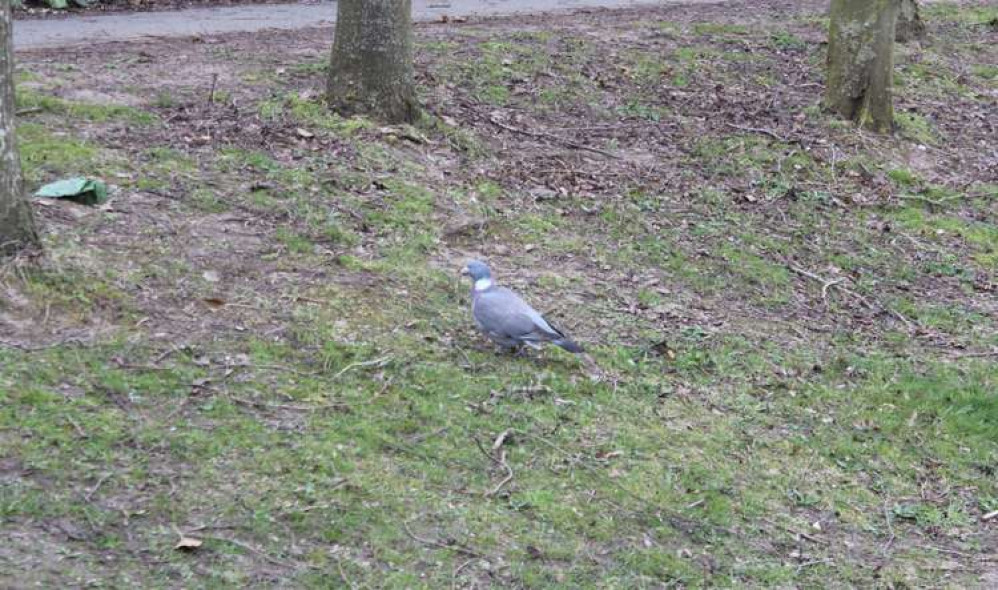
[[34, 177, 109, 206], [45, 0, 69, 8]]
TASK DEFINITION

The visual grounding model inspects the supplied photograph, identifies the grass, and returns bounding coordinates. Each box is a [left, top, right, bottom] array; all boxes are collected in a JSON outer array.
[[4, 3, 998, 588], [17, 123, 105, 184], [16, 86, 156, 125]]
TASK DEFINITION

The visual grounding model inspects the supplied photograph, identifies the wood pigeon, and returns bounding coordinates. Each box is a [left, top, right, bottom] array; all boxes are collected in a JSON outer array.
[[460, 260, 584, 353]]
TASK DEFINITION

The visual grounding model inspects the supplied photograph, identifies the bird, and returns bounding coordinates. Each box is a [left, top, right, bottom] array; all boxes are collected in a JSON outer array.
[[460, 260, 584, 354]]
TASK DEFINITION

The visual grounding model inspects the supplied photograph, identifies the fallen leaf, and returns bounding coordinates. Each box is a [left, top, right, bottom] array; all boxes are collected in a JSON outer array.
[[203, 297, 226, 309]]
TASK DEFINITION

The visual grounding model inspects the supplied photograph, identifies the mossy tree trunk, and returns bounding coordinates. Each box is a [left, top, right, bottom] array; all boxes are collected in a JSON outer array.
[[327, 0, 418, 124], [825, 0, 899, 133], [1, 0, 40, 256], [895, 0, 926, 43]]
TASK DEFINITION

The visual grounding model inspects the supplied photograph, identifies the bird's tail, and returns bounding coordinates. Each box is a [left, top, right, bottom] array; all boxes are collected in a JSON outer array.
[[554, 338, 585, 354]]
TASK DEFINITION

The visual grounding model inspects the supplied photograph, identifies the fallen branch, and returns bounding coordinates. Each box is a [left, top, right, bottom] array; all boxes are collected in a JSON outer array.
[[473, 431, 515, 497], [332, 355, 393, 379], [0, 336, 93, 351], [982, 510, 998, 522], [402, 521, 483, 558], [231, 396, 347, 412], [15, 107, 44, 116], [202, 534, 300, 568], [66, 416, 88, 439], [899, 188, 997, 209], [542, 121, 679, 132], [949, 350, 998, 359], [883, 500, 896, 552], [485, 449, 514, 497], [725, 122, 789, 143], [914, 544, 975, 559], [484, 114, 621, 160], [452, 558, 476, 590], [796, 558, 834, 573], [84, 473, 112, 502], [789, 265, 916, 330]]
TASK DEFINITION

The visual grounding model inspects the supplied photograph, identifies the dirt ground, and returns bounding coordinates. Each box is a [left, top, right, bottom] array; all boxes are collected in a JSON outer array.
[[3, 0, 997, 587]]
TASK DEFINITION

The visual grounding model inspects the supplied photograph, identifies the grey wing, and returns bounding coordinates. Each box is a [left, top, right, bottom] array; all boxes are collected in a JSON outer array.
[[474, 288, 563, 342]]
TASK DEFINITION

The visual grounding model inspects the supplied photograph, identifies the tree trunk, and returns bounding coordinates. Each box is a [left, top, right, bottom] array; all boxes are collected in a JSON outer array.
[[327, 0, 418, 124], [0, 0, 39, 256], [825, 0, 899, 134], [895, 0, 926, 43]]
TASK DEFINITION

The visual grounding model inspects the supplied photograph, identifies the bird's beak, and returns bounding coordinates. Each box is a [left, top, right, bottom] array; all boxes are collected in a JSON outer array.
[[460, 266, 470, 277]]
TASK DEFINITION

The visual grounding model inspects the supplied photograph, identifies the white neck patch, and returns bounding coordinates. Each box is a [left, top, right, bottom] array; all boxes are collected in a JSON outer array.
[[474, 278, 493, 292]]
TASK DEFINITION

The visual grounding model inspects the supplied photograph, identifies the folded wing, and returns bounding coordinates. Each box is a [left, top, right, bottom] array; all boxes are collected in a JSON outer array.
[[474, 287, 564, 344]]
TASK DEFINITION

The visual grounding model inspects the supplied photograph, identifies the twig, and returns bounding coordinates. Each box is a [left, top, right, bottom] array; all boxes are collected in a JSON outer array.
[[66, 416, 87, 438], [898, 194, 947, 209], [452, 558, 476, 590], [486, 449, 514, 497], [915, 544, 974, 558], [883, 500, 896, 552], [401, 520, 483, 558], [208, 73, 219, 104], [762, 518, 829, 545], [231, 396, 347, 412], [336, 556, 357, 590], [900, 190, 996, 208], [542, 121, 679, 132], [821, 278, 845, 301], [332, 355, 393, 379], [949, 350, 998, 359], [153, 344, 181, 364], [84, 473, 112, 501], [180, 523, 241, 533], [203, 534, 300, 568], [484, 114, 621, 159], [982, 510, 998, 521], [15, 107, 44, 116], [795, 530, 828, 545], [796, 558, 834, 573], [789, 265, 915, 330], [491, 429, 511, 451], [724, 122, 788, 142], [0, 336, 92, 351]]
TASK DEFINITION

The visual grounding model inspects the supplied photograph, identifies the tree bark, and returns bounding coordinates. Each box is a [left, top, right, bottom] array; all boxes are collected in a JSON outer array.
[[825, 0, 899, 134], [895, 0, 926, 43], [327, 0, 418, 124], [0, 0, 40, 256]]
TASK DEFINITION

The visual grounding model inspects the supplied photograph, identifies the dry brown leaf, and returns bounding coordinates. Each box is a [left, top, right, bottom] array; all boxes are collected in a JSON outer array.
[[203, 297, 226, 309]]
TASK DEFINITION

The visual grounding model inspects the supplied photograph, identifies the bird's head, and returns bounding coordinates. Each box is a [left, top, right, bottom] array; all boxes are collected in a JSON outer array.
[[460, 260, 493, 290]]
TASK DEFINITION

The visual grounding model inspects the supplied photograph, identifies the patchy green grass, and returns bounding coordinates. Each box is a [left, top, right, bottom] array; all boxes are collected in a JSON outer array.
[[4, 3, 998, 588], [17, 123, 106, 185], [16, 87, 156, 125]]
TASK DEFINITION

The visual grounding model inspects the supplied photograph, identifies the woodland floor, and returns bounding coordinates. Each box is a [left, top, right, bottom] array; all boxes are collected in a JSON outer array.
[[3, 0, 998, 587]]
